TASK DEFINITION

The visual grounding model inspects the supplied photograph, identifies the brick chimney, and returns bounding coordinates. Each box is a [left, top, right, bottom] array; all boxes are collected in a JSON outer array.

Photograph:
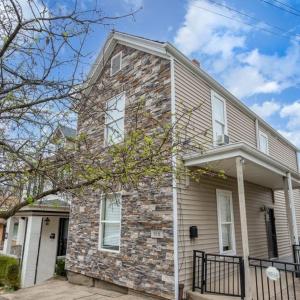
[[191, 59, 200, 68]]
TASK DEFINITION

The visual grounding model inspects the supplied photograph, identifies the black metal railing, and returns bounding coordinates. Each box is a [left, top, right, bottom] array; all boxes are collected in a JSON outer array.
[[249, 257, 300, 300], [193, 250, 245, 299], [293, 244, 300, 265]]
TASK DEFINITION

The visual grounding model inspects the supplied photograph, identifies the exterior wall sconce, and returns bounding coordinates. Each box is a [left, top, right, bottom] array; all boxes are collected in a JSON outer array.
[[44, 217, 50, 226], [260, 205, 266, 212]]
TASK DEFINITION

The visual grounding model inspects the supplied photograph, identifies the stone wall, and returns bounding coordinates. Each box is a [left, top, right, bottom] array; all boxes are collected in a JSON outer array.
[[66, 44, 175, 299]]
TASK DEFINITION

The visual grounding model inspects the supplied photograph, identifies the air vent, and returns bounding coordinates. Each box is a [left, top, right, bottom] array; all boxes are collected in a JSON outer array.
[[110, 52, 122, 76], [216, 134, 230, 146]]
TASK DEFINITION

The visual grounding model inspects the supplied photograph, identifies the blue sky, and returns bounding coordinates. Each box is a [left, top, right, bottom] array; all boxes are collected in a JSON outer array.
[[71, 0, 300, 148]]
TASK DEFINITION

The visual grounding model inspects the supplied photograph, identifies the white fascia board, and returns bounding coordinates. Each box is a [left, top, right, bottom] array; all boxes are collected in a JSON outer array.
[[184, 143, 300, 179], [164, 43, 299, 152], [113, 32, 169, 58]]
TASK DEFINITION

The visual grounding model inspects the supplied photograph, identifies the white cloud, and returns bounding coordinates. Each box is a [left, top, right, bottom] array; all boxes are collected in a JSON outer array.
[[174, 0, 247, 59], [123, 0, 143, 10], [174, 0, 300, 99], [251, 101, 281, 119], [224, 66, 280, 98], [280, 101, 300, 129], [278, 129, 300, 148]]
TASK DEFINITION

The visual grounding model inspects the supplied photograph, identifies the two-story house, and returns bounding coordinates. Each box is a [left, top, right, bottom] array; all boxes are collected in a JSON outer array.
[[65, 32, 300, 300]]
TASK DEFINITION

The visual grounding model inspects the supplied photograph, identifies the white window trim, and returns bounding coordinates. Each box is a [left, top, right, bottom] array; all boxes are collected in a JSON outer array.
[[110, 51, 122, 76], [104, 92, 125, 147], [216, 189, 236, 255], [211, 91, 228, 146], [258, 130, 269, 155], [98, 193, 122, 253]]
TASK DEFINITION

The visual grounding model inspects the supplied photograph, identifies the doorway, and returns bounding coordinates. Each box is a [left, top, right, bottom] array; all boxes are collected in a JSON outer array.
[[265, 208, 278, 258], [57, 218, 69, 256]]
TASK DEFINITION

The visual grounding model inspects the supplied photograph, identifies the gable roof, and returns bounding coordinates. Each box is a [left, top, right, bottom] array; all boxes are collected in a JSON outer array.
[[59, 125, 76, 138], [87, 31, 299, 152], [51, 125, 76, 143]]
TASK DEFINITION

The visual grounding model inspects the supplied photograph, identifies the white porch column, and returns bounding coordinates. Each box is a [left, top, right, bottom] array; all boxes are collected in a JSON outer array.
[[236, 157, 252, 300], [16, 218, 26, 245], [283, 172, 299, 245], [21, 216, 43, 288], [3, 217, 14, 254]]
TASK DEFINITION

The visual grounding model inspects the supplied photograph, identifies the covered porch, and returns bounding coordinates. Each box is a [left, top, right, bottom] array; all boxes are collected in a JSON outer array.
[[1, 205, 69, 288], [182, 142, 300, 300]]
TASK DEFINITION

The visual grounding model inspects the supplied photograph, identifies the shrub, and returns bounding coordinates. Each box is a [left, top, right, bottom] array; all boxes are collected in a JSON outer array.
[[55, 258, 66, 277], [0, 255, 20, 290], [6, 264, 20, 290]]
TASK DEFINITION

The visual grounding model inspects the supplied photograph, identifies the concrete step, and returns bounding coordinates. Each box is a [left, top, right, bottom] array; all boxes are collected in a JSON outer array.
[[187, 291, 240, 300]]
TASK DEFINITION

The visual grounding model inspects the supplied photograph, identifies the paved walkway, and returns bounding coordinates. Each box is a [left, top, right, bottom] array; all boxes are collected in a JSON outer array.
[[0, 279, 149, 300]]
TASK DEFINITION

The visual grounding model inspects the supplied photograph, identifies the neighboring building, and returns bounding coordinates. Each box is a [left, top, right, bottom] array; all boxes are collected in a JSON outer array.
[[1, 125, 75, 288], [0, 196, 20, 250]]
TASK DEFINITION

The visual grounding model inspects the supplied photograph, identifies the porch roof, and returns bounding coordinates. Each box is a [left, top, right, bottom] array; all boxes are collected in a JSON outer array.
[[184, 142, 300, 190]]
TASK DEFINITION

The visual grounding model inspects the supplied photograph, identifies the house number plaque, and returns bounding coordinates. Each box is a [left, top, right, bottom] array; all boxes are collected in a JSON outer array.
[[151, 230, 163, 239]]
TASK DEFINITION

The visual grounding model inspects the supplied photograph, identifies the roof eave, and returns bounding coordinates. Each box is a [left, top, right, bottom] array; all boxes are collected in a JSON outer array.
[[184, 142, 300, 180]]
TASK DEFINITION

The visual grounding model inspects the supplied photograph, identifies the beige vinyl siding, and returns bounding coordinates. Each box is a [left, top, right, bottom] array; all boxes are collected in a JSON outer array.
[[174, 60, 257, 152], [274, 190, 292, 258], [178, 175, 276, 291], [258, 125, 298, 171], [175, 60, 212, 150], [295, 190, 300, 237]]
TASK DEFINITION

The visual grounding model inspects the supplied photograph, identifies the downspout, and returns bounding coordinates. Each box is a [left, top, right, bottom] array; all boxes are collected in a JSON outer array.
[[170, 57, 179, 300]]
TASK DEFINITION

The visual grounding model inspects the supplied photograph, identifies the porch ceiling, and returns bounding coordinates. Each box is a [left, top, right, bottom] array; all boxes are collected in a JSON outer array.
[[184, 142, 300, 190]]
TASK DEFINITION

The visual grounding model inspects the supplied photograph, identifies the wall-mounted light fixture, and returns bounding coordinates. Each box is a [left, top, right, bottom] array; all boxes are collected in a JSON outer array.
[[44, 217, 50, 226], [260, 205, 266, 212]]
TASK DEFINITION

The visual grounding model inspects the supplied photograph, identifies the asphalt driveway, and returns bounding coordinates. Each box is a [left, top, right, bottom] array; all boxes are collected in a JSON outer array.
[[0, 279, 150, 300]]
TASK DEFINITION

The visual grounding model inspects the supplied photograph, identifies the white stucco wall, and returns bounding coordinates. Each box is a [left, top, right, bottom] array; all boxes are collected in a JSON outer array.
[[36, 216, 59, 284]]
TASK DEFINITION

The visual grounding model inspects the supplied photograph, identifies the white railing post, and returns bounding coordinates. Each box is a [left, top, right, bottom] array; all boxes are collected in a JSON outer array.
[[284, 172, 299, 246]]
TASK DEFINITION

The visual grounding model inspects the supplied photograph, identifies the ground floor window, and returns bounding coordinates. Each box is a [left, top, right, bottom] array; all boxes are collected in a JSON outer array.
[[216, 189, 236, 254], [99, 193, 122, 252]]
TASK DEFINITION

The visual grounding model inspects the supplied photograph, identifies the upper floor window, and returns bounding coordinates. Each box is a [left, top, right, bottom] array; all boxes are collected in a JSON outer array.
[[110, 52, 122, 76], [99, 193, 122, 252], [105, 93, 125, 146], [216, 189, 236, 255], [211, 91, 228, 144], [259, 131, 269, 154]]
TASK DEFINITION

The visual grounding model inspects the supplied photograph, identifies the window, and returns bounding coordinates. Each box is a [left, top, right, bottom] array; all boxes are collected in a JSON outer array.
[[259, 131, 269, 154], [99, 194, 122, 252], [110, 52, 122, 76], [216, 190, 236, 254], [211, 91, 227, 144], [105, 94, 125, 146], [12, 222, 19, 240]]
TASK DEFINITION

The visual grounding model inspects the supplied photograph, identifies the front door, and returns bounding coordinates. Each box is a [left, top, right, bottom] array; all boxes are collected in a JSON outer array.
[[265, 208, 278, 258], [57, 218, 69, 256]]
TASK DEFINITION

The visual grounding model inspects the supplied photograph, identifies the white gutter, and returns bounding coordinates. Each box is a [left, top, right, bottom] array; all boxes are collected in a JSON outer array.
[[170, 57, 179, 300]]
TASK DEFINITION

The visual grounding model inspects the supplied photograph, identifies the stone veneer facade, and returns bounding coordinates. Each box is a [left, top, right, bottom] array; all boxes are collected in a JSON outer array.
[[66, 44, 175, 299]]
